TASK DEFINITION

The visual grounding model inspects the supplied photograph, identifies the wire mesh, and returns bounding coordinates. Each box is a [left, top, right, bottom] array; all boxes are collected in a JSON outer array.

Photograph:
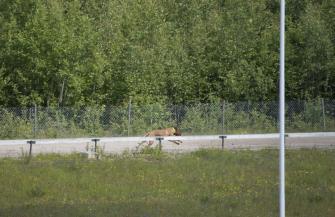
[[0, 99, 334, 139]]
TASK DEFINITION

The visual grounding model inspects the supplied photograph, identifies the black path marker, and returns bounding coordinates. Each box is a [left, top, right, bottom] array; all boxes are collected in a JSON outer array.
[[219, 136, 227, 150], [27, 140, 36, 157], [156, 137, 164, 150], [92, 139, 100, 159]]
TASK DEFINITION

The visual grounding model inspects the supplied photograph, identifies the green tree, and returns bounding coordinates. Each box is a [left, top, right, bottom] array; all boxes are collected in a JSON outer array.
[[287, 2, 335, 99]]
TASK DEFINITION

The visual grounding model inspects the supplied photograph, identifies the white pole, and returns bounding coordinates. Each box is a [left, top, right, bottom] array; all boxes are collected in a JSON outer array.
[[279, 0, 286, 217]]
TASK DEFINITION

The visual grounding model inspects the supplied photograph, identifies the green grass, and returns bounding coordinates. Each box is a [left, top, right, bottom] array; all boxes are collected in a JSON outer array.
[[0, 148, 334, 217]]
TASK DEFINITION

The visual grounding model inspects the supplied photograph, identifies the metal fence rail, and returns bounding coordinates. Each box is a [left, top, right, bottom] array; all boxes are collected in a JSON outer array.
[[0, 99, 334, 139]]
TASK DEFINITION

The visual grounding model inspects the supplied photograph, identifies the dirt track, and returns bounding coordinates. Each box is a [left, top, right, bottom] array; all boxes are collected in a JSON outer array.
[[0, 133, 334, 157], [162, 136, 335, 153]]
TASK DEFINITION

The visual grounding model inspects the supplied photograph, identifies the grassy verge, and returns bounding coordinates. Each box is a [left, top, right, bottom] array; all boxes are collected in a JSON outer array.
[[0, 148, 334, 217]]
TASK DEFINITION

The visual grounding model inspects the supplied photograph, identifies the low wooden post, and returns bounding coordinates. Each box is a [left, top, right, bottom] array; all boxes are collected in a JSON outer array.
[[91, 139, 100, 159], [27, 140, 36, 157], [219, 136, 227, 150]]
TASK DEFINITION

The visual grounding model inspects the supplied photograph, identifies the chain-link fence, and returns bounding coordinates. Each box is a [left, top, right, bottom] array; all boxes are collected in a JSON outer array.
[[0, 99, 334, 139]]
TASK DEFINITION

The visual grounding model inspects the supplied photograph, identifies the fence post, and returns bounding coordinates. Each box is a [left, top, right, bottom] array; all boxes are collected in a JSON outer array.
[[247, 100, 251, 130], [150, 105, 153, 127], [321, 98, 326, 131], [221, 100, 225, 134], [176, 106, 180, 127], [128, 99, 131, 136], [56, 108, 60, 138], [94, 107, 98, 136], [34, 104, 37, 138], [29, 107, 33, 136]]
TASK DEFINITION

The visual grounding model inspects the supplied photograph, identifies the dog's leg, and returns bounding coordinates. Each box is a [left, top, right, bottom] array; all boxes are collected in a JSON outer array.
[[136, 142, 143, 152], [138, 140, 146, 145], [168, 140, 182, 145], [136, 139, 149, 151], [138, 133, 150, 146]]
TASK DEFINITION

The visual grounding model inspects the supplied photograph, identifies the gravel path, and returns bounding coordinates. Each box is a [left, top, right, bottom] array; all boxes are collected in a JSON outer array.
[[0, 133, 334, 157]]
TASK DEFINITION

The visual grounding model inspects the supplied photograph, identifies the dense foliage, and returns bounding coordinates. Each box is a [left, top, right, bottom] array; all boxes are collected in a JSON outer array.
[[1, 0, 334, 107]]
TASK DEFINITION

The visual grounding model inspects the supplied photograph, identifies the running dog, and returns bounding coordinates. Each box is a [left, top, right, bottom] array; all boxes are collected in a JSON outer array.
[[137, 127, 182, 147]]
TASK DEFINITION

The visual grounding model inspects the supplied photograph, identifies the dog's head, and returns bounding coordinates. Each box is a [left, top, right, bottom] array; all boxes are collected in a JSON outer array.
[[173, 127, 182, 136]]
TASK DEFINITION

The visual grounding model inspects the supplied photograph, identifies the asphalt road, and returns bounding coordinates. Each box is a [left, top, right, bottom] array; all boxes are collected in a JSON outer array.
[[0, 132, 334, 158]]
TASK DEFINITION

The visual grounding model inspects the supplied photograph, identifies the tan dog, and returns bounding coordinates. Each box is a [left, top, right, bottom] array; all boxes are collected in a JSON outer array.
[[138, 127, 182, 147]]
